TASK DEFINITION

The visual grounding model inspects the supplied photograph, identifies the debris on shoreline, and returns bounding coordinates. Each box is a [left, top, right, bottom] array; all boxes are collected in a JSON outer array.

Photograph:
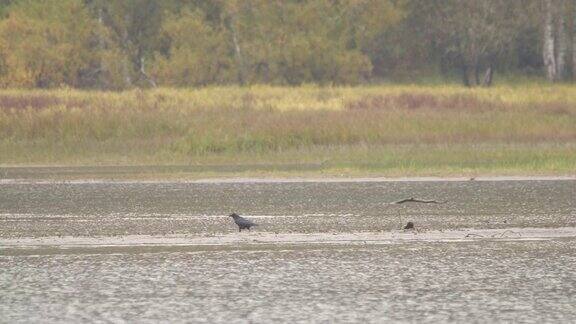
[[391, 197, 446, 205], [465, 230, 522, 239]]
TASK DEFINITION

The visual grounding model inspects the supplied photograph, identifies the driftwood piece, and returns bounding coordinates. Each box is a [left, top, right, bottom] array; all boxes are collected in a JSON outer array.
[[392, 197, 446, 205], [491, 230, 521, 238], [465, 230, 522, 239]]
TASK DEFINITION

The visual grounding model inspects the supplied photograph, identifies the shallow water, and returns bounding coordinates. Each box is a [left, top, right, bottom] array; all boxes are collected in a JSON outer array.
[[1, 179, 575, 323], [2, 241, 576, 323]]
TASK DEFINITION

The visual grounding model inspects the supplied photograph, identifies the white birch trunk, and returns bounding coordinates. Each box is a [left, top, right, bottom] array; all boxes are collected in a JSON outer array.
[[573, 0, 576, 78], [556, 1, 567, 80], [122, 14, 132, 87], [230, 20, 246, 85], [139, 57, 157, 88], [543, 0, 557, 81], [96, 7, 107, 88]]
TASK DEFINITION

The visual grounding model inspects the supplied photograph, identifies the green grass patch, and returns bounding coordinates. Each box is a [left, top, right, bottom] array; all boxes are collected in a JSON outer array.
[[1, 85, 575, 177]]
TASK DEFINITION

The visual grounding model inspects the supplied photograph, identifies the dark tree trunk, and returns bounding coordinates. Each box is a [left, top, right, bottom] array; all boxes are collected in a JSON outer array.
[[474, 61, 481, 86], [461, 63, 471, 87]]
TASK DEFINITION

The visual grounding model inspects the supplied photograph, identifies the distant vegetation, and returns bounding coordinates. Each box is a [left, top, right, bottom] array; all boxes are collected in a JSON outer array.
[[0, 1, 574, 176], [0, 0, 573, 89], [1, 85, 575, 176]]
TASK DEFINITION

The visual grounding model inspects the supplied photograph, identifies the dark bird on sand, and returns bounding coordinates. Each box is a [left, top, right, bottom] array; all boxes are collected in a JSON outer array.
[[229, 213, 258, 232], [404, 221, 415, 230]]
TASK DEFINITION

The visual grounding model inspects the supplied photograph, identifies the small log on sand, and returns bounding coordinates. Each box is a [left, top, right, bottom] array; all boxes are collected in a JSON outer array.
[[465, 233, 485, 238], [392, 197, 446, 205]]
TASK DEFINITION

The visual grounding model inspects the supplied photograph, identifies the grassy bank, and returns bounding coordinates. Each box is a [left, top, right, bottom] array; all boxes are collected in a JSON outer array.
[[1, 85, 575, 177]]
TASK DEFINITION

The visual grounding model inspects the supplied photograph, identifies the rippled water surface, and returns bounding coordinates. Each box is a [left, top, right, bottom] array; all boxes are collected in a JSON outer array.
[[2, 241, 576, 323], [1, 179, 575, 323]]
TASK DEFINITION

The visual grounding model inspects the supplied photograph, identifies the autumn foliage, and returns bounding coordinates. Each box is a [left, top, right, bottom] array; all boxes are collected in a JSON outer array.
[[0, 0, 571, 89]]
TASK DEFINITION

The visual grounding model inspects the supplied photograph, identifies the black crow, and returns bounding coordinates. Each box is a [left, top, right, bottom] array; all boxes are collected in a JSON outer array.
[[229, 213, 258, 232]]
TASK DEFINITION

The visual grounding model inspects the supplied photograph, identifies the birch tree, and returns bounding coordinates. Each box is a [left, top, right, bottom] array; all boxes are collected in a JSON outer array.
[[555, 0, 568, 80], [94, 0, 162, 88], [542, 0, 571, 82], [543, 0, 557, 81], [416, 0, 528, 87], [572, 0, 576, 79], [222, 0, 247, 85]]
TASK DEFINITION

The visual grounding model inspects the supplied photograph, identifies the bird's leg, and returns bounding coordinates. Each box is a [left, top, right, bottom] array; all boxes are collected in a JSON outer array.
[[239, 227, 242, 232]]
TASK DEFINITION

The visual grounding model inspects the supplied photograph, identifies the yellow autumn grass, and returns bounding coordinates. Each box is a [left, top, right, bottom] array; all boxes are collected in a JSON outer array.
[[0, 84, 575, 176]]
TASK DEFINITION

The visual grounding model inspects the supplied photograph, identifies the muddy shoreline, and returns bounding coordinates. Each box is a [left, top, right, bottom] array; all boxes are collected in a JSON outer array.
[[3, 227, 576, 253], [2, 175, 576, 184]]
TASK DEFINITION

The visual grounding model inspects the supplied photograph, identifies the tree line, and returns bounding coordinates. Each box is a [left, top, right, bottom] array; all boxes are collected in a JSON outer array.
[[0, 0, 574, 89]]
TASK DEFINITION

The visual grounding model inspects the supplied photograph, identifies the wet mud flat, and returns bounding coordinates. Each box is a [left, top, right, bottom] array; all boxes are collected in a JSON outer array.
[[1, 178, 576, 322], [1, 178, 575, 238]]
